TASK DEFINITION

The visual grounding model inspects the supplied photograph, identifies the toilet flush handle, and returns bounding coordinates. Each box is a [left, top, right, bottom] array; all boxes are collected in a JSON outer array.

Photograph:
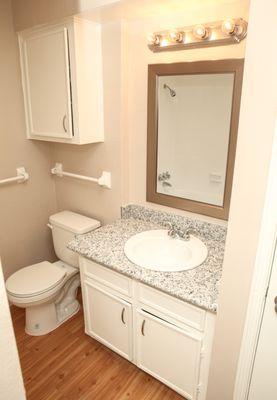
[[47, 223, 53, 230]]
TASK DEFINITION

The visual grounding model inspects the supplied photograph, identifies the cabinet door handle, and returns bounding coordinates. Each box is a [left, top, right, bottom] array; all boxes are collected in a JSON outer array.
[[141, 319, 146, 336], [121, 307, 126, 325], [62, 115, 67, 132]]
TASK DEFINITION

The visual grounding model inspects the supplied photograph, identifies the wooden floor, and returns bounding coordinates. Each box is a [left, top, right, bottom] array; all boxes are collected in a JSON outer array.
[[11, 297, 184, 400]]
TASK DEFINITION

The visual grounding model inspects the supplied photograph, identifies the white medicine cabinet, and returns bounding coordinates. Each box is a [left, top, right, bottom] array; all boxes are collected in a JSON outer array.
[[18, 17, 104, 144]]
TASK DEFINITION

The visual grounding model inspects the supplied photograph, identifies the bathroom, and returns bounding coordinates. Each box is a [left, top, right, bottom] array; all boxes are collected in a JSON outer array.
[[0, 0, 276, 399]]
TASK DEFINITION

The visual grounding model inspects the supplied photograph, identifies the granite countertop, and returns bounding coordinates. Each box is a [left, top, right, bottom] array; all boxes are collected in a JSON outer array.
[[69, 209, 226, 313]]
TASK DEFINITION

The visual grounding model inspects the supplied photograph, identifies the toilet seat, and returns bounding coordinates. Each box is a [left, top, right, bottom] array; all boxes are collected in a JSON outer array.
[[6, 261, 66, 298]]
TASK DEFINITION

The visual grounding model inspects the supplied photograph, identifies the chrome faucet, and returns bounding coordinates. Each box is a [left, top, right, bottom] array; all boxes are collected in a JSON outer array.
[[164, 222, 199, 241], [158, 171, 171, 182], [162, 181, 172, 188], [164, 221, 178, 238], [182, 227, 199, 241]]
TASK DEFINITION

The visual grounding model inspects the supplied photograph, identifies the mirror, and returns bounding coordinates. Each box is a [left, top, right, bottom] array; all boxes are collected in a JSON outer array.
[[147, 60, 244, 220]]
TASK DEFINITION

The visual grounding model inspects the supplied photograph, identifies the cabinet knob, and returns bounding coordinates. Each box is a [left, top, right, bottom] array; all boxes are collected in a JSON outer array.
[[141, 319, 146, 336], [62, 115, 67, 132], [121, 307, 126, 325]]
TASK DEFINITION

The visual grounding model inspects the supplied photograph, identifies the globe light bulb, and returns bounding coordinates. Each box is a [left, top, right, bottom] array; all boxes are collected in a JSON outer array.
[[169, 31, 183, 43], [160, 37, 169, 47], [148, 33, 161, 46], [222, 19, 236, 35], [193, 25, 209, 40]]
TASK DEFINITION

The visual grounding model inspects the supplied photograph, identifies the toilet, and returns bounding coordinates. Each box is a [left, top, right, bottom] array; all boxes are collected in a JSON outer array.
[[5, 211, 100, 336]]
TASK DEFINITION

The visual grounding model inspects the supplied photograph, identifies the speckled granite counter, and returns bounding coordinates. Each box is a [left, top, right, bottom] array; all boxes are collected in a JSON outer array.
[[69, 205, 227, 313]]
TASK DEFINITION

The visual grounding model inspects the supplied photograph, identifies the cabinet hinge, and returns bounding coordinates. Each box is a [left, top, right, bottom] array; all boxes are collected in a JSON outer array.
[[265, 285, 269, 299]]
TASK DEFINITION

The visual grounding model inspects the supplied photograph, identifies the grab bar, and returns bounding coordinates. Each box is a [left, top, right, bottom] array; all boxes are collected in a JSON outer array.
[[51, 163, 111, 189], [0, 167, 29, 186]]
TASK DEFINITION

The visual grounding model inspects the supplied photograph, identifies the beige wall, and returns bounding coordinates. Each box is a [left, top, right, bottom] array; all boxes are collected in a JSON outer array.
[[49, 1, 249, 226], [124, 0, 249, 223], [8, 1, 275, 399], [9, 0, 250, 236], [0, 0, 57, 278], [12, 0, 120, 31], [51, 21, 125, 225], [207, 0, 277, 398], [1, 0, 126, 280], [11, 0, 245, 239], [11, 0, 79, 31]]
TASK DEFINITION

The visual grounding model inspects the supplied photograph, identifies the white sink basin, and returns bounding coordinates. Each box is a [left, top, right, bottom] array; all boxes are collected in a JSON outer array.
[[124, 229, 208, 272]]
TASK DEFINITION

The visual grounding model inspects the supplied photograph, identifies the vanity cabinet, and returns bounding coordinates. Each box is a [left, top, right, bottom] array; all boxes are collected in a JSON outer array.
[[18, 17, 104, 144], [80, 258, 215, 400], [82, 280, 133, 361], [136, 310, 202, 399]]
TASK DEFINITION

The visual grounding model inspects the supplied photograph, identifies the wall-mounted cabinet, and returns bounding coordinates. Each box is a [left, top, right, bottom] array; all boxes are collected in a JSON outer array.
[[18, 17, 104, 144], [80, 257, 215, 400]]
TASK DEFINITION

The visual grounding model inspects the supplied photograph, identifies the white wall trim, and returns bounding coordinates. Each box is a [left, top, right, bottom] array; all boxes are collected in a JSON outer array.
[[234, 119, 277, 400]]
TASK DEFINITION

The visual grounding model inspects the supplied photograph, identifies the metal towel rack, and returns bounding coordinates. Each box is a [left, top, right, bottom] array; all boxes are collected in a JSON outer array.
[[51, 163, 112, 189], [0, 167, 29, 186]]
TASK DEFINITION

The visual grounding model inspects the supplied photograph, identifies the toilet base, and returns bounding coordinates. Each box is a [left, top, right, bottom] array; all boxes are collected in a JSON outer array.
[[25, 300, 80, 336], [25, 273, 81, 336]]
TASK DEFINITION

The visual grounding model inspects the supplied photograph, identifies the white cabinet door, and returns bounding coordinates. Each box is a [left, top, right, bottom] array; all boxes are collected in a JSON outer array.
[[136, 310, 202, 400], [83, 280, 133, 360], [20, 27, 73, 139]]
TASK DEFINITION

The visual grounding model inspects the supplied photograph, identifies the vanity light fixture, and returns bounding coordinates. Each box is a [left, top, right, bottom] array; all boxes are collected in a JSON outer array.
[[148, 33, 161, 46], [221, 19, 237, 35], [160, 37, 170, 47], [169, 30, 183, 43], [192, 25, 210, 40], [221, 18, 248, 42], [147, 33, 161, 46], [148, 18, 247, 52]]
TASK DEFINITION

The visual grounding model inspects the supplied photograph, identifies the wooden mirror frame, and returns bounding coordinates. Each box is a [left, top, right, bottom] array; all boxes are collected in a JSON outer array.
[[146, 59, 244, 220]]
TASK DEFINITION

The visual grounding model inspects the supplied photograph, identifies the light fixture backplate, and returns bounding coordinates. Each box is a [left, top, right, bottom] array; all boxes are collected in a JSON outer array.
[[148, 18, 247, 52]]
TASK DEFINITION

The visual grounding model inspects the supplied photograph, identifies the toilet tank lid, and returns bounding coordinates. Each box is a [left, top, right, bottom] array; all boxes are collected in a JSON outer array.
[[49, 211, 100, 234]]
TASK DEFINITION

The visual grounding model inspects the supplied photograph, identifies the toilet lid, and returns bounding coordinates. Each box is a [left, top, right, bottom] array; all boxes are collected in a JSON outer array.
[[6, 261, 66, 297]]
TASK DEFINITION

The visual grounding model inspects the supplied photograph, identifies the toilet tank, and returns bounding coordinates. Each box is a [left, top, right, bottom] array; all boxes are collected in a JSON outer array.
[[49, 211, 100, 268]]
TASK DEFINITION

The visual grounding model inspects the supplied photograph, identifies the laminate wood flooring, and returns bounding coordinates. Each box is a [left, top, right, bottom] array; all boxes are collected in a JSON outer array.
[[11, 299, 184, 400]]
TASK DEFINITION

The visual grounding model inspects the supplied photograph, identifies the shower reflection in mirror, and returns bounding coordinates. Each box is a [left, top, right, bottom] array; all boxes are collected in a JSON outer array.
[[147, 60, 244, 219], [157, 73, 234, 206]]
